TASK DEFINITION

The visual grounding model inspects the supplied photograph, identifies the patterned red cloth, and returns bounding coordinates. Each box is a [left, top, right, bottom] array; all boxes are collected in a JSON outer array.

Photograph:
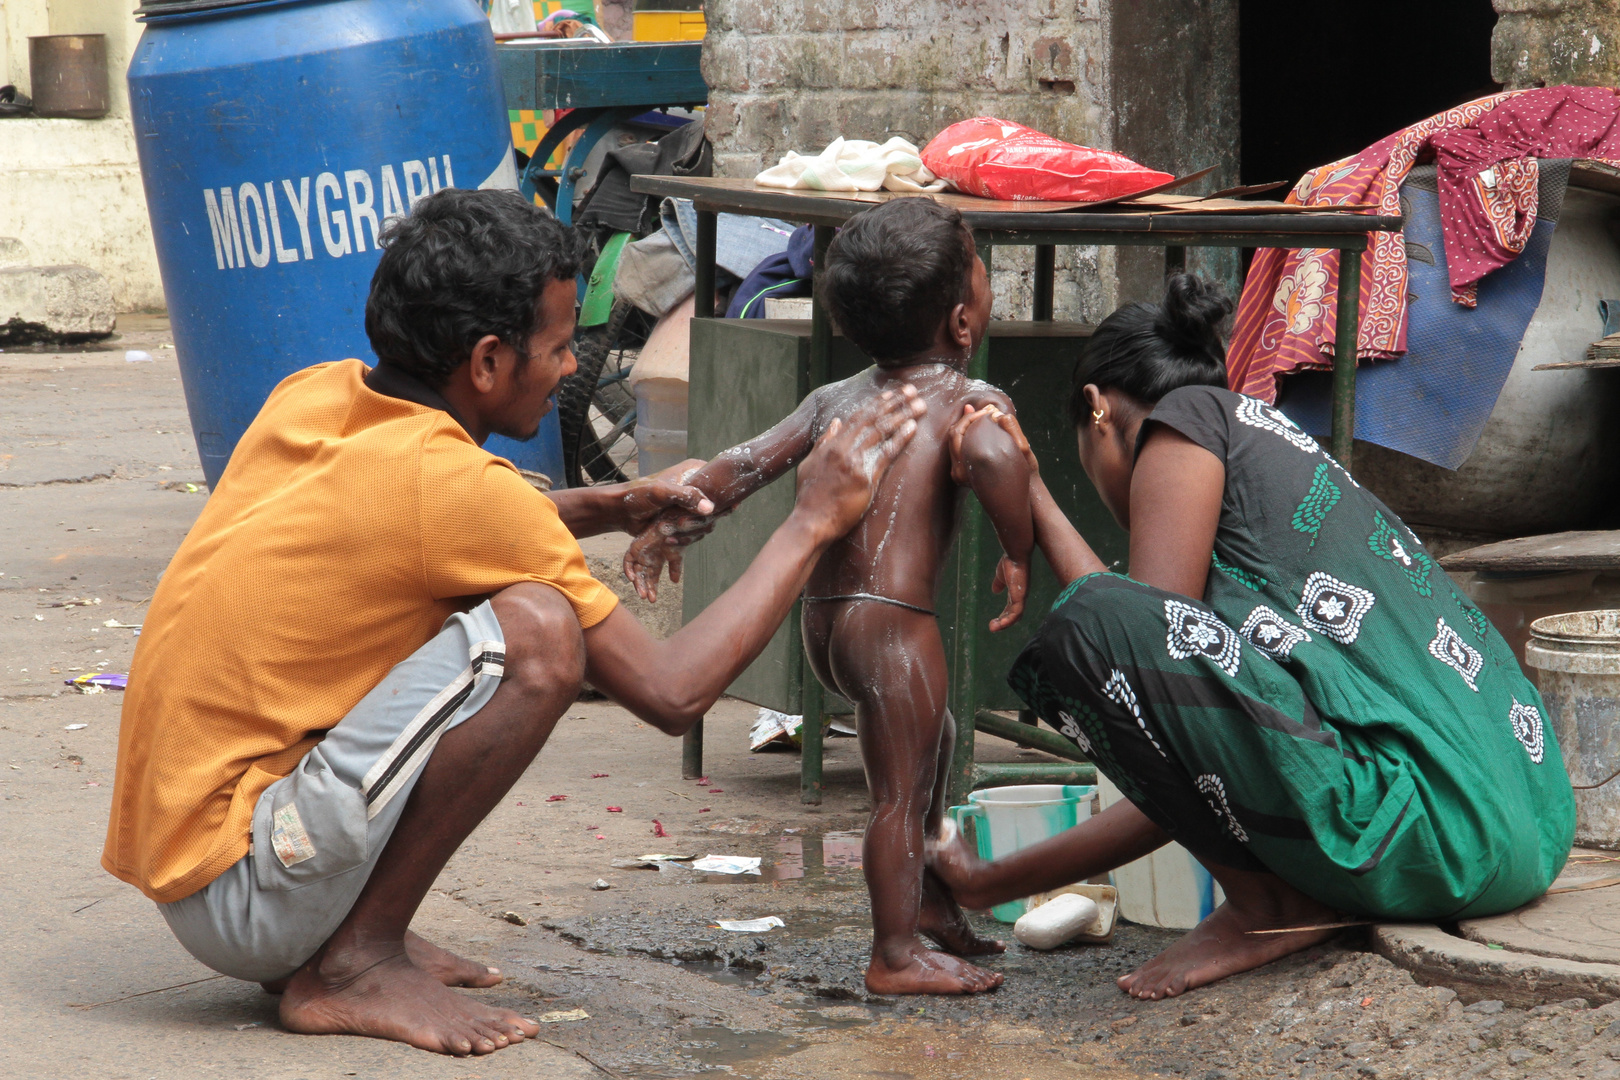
[[1228, 86, 1620, 403]]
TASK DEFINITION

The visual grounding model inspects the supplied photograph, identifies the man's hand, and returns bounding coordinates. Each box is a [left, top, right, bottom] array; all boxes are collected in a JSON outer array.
[[948, 403, 1039, 486], [792, 385, 926, 544], [619, 458, 716, 538]]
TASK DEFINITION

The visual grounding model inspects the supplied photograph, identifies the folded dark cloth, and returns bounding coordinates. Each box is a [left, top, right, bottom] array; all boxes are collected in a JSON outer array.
[[576, 117, 711, 236], [727, 225, 815, 318]]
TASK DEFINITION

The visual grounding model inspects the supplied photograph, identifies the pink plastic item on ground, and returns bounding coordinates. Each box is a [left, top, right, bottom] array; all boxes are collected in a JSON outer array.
[[921, 117, 1173, 202]]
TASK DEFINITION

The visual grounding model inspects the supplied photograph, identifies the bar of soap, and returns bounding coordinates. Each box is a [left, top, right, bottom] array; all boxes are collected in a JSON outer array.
[[1013, 893, 1102, 950]]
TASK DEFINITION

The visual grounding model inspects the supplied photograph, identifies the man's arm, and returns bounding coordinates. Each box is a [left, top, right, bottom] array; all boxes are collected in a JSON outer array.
[[587, 388, 923, 733], [548, 459, 715, 539], [957, 404, 1036, 631]]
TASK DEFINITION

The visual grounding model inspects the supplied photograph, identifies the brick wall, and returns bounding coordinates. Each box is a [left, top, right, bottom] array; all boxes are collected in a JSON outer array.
[[701, 0, 1239, 322], [1494, 0, 1620, 89]]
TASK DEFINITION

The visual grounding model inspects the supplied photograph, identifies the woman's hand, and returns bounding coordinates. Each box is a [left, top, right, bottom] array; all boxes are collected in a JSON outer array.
[[792, 385, 926, 545], [948, 402, 1039, 485]]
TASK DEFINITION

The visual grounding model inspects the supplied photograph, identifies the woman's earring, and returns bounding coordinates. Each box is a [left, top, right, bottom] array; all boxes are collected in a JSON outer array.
[[1092, 409, 1105, 425]]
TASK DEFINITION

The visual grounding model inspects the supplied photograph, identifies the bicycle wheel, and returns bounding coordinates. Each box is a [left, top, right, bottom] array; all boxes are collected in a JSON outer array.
[[557, 299, 651, 487]]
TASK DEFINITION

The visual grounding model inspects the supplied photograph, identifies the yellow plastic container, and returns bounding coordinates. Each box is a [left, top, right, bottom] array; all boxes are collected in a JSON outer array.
[[632, 0, 705, 41]]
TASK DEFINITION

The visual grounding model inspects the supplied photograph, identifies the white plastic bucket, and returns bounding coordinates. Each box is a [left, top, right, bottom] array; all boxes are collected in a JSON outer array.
[[1097, 774, 1224, 929], [945, 784, 1095, 923]]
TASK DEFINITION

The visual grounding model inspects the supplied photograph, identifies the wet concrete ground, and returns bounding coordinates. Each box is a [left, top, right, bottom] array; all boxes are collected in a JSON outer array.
[[3, 325, 1616, 1078]]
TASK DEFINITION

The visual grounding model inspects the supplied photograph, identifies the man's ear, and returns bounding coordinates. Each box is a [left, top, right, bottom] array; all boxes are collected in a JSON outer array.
[[948, 302, 973, 350], [466, 334, 503, 394]]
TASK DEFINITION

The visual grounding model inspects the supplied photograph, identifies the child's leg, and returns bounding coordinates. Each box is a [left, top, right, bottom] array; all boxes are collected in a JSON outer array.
[[917, 709, 1004, 956], [817, 601, 1003, 995]]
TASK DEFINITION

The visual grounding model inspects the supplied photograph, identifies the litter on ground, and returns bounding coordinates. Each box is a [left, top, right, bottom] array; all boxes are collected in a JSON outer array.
[[689, 855, 763, 875], [715, 916, 785, 932]]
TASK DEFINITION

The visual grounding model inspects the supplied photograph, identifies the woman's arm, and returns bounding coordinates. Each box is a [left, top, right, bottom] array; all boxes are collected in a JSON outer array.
[[1125, 424, 1225, 600]]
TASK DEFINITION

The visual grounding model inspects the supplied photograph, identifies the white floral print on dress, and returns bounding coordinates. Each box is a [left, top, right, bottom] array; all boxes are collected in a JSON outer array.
[[1296, 572, 1376, 645], [1163, 600, 1242, 677], [1427, 617, 1484, 692]]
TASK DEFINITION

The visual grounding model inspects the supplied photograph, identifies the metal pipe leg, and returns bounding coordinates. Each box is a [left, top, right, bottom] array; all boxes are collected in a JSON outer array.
[[1032, 244, 1055, 321], [694, 210, 717, 319], [1330, 241, 1365, 468], [682, 718, 703, 779], [800, 677, 825, 805]]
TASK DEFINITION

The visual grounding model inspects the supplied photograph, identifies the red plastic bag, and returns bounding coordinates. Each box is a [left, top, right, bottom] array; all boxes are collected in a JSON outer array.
[[921, 118, 1174, 202]]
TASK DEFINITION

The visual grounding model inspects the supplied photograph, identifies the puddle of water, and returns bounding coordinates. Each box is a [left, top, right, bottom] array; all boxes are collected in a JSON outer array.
[[764, 829, 864, 882]]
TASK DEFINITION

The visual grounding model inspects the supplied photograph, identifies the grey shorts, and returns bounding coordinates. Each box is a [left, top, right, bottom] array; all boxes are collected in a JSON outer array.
[[158, 601, 506, 984]]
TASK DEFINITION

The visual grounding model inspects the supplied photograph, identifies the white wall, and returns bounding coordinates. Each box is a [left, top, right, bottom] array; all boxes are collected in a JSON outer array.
[[0, 0, 163, 313]]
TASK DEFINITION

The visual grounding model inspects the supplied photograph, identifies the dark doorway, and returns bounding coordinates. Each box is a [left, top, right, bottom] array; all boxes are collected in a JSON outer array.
[[1240, 1, 1501, 186]]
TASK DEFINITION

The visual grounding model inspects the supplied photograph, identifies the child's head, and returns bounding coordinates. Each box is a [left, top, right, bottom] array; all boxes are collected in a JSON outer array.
[[819, 198, 983, 364]]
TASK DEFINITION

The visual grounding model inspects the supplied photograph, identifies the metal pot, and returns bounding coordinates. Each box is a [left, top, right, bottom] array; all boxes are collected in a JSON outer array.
[[28, 34, 109, 120], [1351, 181, 1620, 541]]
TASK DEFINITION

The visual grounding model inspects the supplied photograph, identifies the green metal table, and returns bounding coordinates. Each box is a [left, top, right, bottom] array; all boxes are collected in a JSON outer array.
[[631, 174, 1402, 805], [497, 40, 706, 221]]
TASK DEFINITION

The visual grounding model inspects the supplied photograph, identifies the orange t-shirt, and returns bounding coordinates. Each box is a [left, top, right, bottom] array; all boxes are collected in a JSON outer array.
[[102, 360, 617, 903]]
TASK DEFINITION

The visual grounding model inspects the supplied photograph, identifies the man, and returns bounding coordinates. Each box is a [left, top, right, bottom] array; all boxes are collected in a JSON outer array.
[[102, 189, 924, 1056]]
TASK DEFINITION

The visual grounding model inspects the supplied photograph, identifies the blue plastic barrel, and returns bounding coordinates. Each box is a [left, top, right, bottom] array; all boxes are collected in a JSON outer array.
[[129, 0, 564, 488]]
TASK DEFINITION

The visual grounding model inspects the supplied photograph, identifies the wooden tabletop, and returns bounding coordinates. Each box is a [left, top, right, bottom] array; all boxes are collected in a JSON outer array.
[[1439, 530, 1620, 573], [629, 176, 1404, 240]]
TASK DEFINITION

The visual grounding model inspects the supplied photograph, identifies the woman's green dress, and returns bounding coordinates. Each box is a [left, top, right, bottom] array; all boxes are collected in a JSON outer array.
[[1009, 386, 1574, 919]]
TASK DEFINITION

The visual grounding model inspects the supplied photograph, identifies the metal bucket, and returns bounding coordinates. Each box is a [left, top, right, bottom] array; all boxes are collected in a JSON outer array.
[[28, 34, 109, 119], [1527, 610, 1620, 848]]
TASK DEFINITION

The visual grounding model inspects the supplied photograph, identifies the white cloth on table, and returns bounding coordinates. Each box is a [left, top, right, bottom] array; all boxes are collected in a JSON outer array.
[[755, 137, 948, 193]]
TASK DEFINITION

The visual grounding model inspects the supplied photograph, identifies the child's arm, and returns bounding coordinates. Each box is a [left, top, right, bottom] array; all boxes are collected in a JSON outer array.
[[624, 391, 823, 601], [956, 396, 1036, 631]]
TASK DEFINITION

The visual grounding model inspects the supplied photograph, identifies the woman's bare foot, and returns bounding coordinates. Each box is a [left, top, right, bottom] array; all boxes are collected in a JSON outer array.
[[405, 931, 503, 988], [1117, 882, 1339, 1000], [280, 942, 538, 1055], [919, 870, 1005, 956], [866, 938, 1004, 995]]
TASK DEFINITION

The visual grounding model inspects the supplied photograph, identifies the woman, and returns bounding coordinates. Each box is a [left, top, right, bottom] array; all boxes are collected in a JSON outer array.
[[933, 274, 1575, 1000]]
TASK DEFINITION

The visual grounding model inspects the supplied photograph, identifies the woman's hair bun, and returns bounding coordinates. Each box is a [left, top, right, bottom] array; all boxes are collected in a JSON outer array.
[[1155, 273, 1233, 355], [1067, 272, 1231, 425]]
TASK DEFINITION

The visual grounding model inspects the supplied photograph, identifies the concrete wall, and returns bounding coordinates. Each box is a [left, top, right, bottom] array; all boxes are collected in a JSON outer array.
[[701, 0, 1240, 322], [1493, 0, 1620, 89], [0, 0, 163, 313]]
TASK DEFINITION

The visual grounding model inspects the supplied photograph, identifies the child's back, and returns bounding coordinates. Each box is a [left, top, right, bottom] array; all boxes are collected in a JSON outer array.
[[802, 363, 1006, 613], [627, 197, 1035, 994]]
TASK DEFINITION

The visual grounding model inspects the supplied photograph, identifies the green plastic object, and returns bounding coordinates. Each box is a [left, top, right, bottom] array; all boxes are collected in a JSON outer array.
[[579, 232, 630, 328]]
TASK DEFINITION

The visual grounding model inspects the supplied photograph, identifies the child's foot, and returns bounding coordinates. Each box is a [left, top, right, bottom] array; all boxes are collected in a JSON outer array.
[[866, 939, 1004, 995], [919, 870, 1005, 956]]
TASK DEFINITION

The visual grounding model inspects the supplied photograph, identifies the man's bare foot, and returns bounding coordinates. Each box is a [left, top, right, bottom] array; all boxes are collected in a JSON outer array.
[[919, 870, 1005, 956], [406, 930, 503, 988], [280, 943, 538, 1055], [260, 932, 498, 994], [1117, 890, 1339, 1000], [924, 819, 997, 911], [865, 938, 1004, 995]]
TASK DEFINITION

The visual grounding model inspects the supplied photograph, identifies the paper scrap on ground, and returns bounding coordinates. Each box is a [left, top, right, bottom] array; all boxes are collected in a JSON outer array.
[[715, 916, 784, 932], [64, 723, 87, 731], [538, 1009, 590, 1023], [750, 707, 858, 752], [689, 855, 762, 875], [66, 672, 126, 692], [756, 137, 947, 193], [611, 853, 698, 869]]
